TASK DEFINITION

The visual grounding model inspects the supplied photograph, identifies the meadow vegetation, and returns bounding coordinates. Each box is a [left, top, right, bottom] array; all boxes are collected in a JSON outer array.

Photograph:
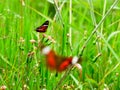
[[0, 0, 120, 89]]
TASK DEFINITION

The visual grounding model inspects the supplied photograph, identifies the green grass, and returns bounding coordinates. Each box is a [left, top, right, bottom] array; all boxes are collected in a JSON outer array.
[[0, 0, 120, 90]]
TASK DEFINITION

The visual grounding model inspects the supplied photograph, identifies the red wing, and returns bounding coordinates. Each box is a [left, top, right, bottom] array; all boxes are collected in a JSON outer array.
[[46, 50, 56, 70], [36, 26, 48, 32], [42, 46, 80, 72], [36, 20, 49, 32], [57, 57, 73, 72], [46, 51, 73, 72]]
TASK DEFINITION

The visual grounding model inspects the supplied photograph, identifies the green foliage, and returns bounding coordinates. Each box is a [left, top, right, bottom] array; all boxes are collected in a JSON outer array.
[[0, 0, 120, 89]]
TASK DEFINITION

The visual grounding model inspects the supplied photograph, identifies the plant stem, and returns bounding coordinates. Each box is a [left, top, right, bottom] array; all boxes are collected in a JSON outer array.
[[79, 0, 120, 56]]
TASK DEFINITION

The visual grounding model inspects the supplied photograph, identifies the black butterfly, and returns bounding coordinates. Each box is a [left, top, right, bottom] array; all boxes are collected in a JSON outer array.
[[36, 20, 49, 32]]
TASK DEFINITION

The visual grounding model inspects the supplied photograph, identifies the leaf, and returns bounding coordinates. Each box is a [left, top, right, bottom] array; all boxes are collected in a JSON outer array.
[[107, 30, 120, 42]]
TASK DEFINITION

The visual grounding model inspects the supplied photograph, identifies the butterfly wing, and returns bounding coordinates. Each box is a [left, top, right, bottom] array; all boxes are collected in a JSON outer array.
[[44, 50, 72, 72], [36, 20, 49, 32], [42, 46, 79, 72], [46, 50, 57, 70], [46, 51, 73, 72], [57, 57, 73, 72]]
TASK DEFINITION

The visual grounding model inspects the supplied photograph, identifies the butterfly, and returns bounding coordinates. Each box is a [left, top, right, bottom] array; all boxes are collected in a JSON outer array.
[[42, 46, 81, 72], [36, 20, 49, 32]]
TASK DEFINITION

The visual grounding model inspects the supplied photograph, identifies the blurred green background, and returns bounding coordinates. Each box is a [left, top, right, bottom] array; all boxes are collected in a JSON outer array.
[[0, 0, 120, 90]]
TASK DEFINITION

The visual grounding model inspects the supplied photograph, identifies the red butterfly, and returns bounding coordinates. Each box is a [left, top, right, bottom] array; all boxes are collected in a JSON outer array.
[[36, 20, 49, 32], [42, 46, 81, 72]]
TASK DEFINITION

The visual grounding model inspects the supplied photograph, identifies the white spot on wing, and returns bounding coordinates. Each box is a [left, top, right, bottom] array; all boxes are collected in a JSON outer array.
[[43, 25, 48, 26], [72, 56, 78, 64], [42, 46, 51, 55]]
